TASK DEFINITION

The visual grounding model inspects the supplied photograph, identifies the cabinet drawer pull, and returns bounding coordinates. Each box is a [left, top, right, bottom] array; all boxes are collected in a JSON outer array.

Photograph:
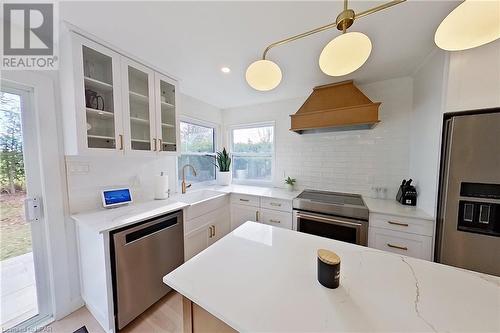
[[388, 221, 409, 227], [208, 226, 212, 238], [153, 138, 157, 151], [239, 198, 250, 202], [213, 225, 216, 237], [387, 243, 408, 251], [119, 134, 124, 150], [158, 139, 162, 151], [270, 202, 282, 207], [255, 211, 259, 222], [269, 219, 281, 224]]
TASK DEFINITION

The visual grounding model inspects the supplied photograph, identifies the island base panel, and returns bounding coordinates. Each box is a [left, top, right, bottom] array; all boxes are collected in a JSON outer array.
[[183, 297, 237, 333]]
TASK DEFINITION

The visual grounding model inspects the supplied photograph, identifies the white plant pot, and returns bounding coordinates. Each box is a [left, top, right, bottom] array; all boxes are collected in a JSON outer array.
[[218, 171, 232, 186], [286, 184, 295, 192]]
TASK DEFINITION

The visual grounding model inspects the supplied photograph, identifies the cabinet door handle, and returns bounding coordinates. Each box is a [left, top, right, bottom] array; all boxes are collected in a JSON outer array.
[[209, 225, 214, 238], [387, 243, 408, 251], [269, 219, 281, 224], [239, 198, 250, 202], [388, 221, 409, 227], [158, 139, 162, 151], [213, 225, 216, 237], [270, 202, 282, 207], [153, 138, 157, 151], [119, 134, 124, 150], [255, 211, 259, 222]]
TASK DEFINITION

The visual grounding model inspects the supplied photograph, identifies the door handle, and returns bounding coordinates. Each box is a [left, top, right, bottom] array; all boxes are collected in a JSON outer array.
[[388, 221, 409, 227], [24, 197, 41, 223], [387, 243, 408, 251], [119, 134, 124, 150]]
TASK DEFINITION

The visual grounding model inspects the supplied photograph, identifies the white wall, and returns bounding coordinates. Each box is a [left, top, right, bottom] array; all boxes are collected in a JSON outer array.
[[410, 50, 448, 217], [409, 40, 500, 217], [446, 40, 500, 112], [222, 77, 413, 199], [66, 93, 222, 213]]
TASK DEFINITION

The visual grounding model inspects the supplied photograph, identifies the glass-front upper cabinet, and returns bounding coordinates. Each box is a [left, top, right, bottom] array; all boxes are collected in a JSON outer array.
[[81, 42, 122, 151], [155, 73, 178, 152], [122, 59, 155, 152]]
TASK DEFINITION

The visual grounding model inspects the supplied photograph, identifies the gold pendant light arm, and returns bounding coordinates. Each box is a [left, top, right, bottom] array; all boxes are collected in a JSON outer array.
[[262, 21, 338, 59], [261, 0, 405, 59], [354, 0, 406, 20]]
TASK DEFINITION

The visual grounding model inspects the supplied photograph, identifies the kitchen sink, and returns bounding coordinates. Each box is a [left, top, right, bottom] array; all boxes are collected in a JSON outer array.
[[176, 189, 226, 205], [174, 189, 228, 221]]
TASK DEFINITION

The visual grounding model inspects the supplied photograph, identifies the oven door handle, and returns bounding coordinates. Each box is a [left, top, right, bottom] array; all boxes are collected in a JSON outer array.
[[296, 212, 364, 227]]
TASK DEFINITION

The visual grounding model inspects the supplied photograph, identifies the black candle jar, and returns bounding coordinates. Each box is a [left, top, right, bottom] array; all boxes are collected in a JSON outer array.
[[317, 249, 340, 289]]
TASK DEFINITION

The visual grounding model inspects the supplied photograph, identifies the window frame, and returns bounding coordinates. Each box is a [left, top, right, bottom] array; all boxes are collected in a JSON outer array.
[[229, 121, 275, 186], [178, 116, 219, 186]]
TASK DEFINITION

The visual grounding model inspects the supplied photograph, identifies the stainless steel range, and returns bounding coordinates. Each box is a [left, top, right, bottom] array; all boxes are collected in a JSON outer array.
[[293, 190, 369, 246]]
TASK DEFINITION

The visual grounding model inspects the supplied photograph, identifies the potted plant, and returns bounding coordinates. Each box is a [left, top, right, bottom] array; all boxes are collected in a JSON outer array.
[[212, 148, 232, 186], [285, 176, 296, 191]]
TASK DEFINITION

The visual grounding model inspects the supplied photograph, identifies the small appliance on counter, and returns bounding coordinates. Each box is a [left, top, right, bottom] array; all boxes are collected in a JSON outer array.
[[396, 179, 417, 206], [101, 188, 132, 208]]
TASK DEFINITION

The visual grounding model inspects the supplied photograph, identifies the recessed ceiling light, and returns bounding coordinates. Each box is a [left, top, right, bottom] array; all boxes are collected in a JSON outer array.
[[221, 67, 231, 73]]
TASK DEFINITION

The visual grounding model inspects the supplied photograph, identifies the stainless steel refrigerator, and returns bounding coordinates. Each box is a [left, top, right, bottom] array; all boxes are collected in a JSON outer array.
[[435, 109, 500, 276]]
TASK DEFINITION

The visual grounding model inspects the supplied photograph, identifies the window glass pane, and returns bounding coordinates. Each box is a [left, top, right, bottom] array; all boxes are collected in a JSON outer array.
[[178, 154, 216, 183], [180, 121, 214, 153], [232, 156, 272, 181], [232, 126, 273, 153]]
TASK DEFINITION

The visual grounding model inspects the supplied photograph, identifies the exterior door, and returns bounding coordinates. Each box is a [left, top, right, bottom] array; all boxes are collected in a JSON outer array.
[[0, 84, 51, 330]]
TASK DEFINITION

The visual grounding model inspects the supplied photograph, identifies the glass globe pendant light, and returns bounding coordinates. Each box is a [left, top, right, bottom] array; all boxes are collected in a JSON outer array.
[[245, 0, 406, 91], [319, 31, 372, 76], [435, 0, 500, 51], [245, 59, 282, 91]]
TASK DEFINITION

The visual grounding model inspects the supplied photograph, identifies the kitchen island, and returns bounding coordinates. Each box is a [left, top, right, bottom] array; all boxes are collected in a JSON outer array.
[[164, 221, 500, 333]]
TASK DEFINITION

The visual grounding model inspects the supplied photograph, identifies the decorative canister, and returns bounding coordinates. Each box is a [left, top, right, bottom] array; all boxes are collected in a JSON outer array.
[[317, 249, 340, 289]]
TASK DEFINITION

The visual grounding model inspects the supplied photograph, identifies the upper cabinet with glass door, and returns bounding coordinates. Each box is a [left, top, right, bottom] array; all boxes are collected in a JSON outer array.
[[59, 28, 178, 156], [80, 39, 123, 153], [122, 59, 156, 153], [155, 73, 178, 153]]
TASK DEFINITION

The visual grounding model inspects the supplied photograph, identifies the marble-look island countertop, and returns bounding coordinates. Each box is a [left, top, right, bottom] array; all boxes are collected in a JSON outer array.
[[164, 222, 499, 333]]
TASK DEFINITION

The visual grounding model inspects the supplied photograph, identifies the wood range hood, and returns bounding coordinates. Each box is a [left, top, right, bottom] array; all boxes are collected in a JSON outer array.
[[290, 80, 381, 133]]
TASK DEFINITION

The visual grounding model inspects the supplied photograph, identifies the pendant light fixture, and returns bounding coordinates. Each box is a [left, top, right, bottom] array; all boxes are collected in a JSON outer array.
[[245, 0, 406, 91], [435, 0, 500, 51]]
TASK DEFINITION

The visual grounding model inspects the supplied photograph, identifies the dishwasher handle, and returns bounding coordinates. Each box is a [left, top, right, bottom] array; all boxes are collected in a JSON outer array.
[[113, 211, 182, 245]]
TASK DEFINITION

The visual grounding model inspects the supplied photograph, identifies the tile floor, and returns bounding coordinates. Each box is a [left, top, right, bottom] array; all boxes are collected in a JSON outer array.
[[46, 291, 183, 333]]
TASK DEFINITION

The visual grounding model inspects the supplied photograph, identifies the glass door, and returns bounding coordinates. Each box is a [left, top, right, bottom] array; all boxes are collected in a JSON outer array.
[[155, 73, 177, 152], [82, 44, 120, 150], [0, 85, 51, 330], [122, 60, 155, 152]]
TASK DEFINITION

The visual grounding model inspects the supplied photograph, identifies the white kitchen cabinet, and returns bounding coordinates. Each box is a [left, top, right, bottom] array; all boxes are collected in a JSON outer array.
[[231, 204, 259, 230], [259, 208, 293, 229], [60, 27, 179, 156], [155, 73, 179, 153], [184, 205, 230, 260], [230, 194, 294, 231], [121, 58, 156, 154], [368, 227, 433, 260]]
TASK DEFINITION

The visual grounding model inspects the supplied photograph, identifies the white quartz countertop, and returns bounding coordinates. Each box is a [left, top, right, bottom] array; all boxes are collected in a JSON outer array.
[[363, 197, 434, 220], [206, 184, 300, 200], [71, 200, 189, 233], [164, 222, 500, 333]]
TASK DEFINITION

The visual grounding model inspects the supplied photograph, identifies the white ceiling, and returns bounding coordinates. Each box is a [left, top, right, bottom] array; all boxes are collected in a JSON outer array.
[[60, 1, 459, 109]]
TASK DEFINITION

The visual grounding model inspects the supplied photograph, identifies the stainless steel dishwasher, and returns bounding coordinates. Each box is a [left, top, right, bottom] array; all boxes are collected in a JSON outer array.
[[110, 210, 184, 330]]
